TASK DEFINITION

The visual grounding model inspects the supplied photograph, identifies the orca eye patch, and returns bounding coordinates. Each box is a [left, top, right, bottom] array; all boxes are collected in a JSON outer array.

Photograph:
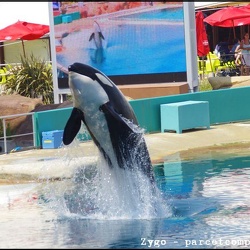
[[96, 73, 113, 87]]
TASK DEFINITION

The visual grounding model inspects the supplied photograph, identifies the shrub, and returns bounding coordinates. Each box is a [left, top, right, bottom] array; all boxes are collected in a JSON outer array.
[[199, 78, 213, 91], [4, 54, 54, 104]]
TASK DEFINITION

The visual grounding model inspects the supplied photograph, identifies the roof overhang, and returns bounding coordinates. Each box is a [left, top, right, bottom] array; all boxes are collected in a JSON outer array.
[[195, 1, 249, 11]]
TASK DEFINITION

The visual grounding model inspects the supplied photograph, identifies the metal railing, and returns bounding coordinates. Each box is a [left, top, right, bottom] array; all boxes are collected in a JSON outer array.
[[0, 112, 36, 154]]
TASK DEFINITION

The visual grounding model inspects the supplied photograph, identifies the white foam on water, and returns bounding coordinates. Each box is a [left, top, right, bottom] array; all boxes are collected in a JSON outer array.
[[92, 155, 169, 219], [42, 128, 172, 220], [0, 183, 38, 205]]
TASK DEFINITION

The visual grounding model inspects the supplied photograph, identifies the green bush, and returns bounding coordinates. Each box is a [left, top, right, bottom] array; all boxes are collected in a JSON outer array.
[[4, 54, 54, 104], [199, 78, 213, 91]]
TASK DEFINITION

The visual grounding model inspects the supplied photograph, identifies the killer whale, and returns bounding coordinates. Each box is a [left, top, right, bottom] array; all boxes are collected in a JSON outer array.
[[63, 63, 155, 183], [89, 21, 105, 49]]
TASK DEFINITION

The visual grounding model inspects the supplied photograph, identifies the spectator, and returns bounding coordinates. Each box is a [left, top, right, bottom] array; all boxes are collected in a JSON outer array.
[[214, 39, 230, 61], [229, 38, 242, 66], [240, 32, 250, 75], [230, 38, 240, 54]]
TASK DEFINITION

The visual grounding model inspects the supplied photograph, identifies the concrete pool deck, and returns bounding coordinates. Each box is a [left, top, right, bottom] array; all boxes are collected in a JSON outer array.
[[1, 121, 250, 182]]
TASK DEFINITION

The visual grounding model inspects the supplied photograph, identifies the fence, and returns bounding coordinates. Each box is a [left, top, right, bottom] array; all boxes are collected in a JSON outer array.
[[0, 112, 36, 154], [2, 85, 250, 153]]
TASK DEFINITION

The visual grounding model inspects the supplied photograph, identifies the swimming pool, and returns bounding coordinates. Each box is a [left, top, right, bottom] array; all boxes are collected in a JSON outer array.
[[56, 6, 186, 77], [1, 149, 250, 248], [112, 7, 184, 21]]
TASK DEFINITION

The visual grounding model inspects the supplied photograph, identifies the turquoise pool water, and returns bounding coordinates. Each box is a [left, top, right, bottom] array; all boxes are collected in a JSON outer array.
[[1, 150, 250, 248], [112, 7, 184, 21]]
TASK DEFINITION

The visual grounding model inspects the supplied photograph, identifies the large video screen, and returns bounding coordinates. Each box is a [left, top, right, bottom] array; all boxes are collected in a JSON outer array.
[[52, 1, 187, 87]]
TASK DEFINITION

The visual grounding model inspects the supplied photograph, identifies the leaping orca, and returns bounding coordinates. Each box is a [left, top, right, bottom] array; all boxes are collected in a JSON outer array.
[[63, 63, 155, 183], [89, 21, 105, 49]]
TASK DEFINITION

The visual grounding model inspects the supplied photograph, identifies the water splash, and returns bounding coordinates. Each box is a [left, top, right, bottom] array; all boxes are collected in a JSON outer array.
[[57, 156, 171, 220], [41, 127, 171, 220]]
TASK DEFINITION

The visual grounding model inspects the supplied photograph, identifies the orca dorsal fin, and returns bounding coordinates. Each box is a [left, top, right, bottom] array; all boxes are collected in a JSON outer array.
[[89, 33, 94, 41], [99, 32, 105, 40], [63, 107, 84, 145], [100, 102, 136, 132]]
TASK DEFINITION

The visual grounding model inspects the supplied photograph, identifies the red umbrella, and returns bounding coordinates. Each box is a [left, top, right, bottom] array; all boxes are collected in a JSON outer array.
[[0, 20, 49, 57], [196, 11, 212, 76], [204, 6, 250, 27], [196, 11, 210, 57], [240, 3, 250, 11], [238, 4, 250, 19]]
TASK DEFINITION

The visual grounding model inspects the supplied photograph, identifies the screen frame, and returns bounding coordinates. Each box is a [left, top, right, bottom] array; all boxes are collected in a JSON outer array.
[[48, 2, 198, 103]]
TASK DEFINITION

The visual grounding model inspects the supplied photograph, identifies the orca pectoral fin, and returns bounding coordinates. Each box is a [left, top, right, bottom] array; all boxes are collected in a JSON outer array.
[[100, 102, 154, 181], [63, 107, 84, 145], [100, 102, 135, 132], [99, 32, 105, 40], [89, 33, 94, 41]]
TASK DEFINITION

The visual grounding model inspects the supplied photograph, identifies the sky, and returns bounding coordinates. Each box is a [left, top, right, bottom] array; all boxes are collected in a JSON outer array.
[[0, 2, 50, 30], [0, 2, 221, 30], [194, 2, 220, 8]]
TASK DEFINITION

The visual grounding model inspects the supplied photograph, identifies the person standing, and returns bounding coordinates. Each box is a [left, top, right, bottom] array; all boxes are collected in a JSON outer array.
[[240, 32, 250, 75], [230, 38, 240, 54], [230, 38, 242, 66]]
